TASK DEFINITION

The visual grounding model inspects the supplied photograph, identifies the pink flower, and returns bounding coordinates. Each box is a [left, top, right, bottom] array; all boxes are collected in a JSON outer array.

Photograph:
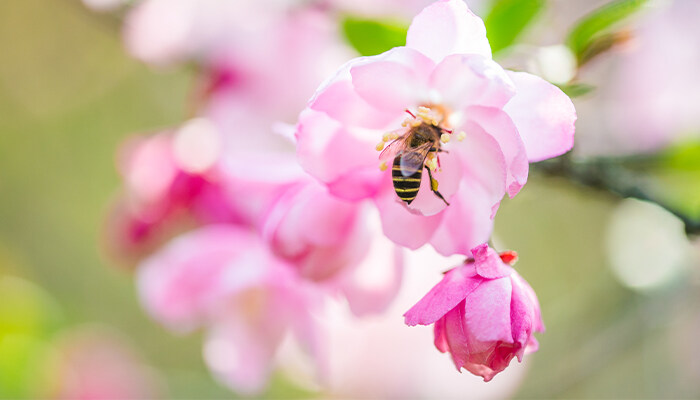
[[43, 327, 162, 399], [137, 225, 324, 394], [404, 244, 544, 382], [262, 178, 371, 281], [105, 125, 243, 261], [258, 175, 405, 316], [296, 0, 576, 255]]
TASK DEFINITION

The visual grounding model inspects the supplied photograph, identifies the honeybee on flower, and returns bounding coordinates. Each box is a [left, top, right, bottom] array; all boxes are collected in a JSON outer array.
[[296, 0, 576, 255]]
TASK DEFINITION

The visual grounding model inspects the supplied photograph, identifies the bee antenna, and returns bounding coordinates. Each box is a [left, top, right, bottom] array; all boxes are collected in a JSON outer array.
[[404, 109, 416, 118]]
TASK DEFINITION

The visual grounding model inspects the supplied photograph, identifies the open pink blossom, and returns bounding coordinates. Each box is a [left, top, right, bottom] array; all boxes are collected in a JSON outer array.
[[404, 244, 544, 382], [296, 0, 576, 255], [137, 225, 324, 394]]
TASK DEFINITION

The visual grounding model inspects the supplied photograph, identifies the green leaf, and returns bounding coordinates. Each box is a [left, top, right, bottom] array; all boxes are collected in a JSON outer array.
[[567, 0, 649, 63], [555, 82, 596, 98], [341, 16, 408, 56], [485, 0, 546, 55], [658, 140, 700, 170]]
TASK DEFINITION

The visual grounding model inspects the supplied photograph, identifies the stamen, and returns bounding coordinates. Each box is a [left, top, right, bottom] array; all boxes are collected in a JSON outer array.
[[382, 132, 391, 142], [404, 109, 416, 118], [457, 131, 466, 142], [379, 161, 388, 171], [375, 142, 385, 151], [440, 133, 451, 143]]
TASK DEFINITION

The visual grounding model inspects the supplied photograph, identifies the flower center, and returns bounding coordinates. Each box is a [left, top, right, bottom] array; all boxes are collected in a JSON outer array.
[[375, 105, 466, 173]]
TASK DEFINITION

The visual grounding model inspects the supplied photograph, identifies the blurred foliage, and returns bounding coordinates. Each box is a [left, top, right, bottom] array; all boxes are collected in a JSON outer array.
[[484, 0, 546, 55], [566, 0, 649, 64], [341, 16, 408, 56], [556, 82, 596, 98]]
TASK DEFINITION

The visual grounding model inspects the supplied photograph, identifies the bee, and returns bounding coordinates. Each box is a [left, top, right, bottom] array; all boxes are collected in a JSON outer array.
[[380, 120, 450, 206]]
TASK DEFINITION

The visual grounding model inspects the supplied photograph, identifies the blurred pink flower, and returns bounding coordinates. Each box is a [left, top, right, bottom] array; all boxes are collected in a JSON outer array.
[[43, 327, 162, 400], [404, 244, 544, 382], [296, 0, 576, 255], [105, 124, 242, 261], [262, 178, 371, 282], [137, 225, 324, 394]]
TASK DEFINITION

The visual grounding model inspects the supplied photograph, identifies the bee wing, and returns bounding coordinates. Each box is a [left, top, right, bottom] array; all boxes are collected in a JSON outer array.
[[379, 133, 410, 163], [398, 142, 433, 176]]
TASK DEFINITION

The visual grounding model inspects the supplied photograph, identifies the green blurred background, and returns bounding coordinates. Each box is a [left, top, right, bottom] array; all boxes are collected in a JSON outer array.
[[1, 0, 698, 398]]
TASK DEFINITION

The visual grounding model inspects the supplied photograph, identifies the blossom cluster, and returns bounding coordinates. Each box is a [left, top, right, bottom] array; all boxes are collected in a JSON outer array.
[[104, 0, 575, 393]]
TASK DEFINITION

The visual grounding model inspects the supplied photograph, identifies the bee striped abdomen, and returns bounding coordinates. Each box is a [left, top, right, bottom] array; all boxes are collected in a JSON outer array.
[[392, 156, 422, 204]]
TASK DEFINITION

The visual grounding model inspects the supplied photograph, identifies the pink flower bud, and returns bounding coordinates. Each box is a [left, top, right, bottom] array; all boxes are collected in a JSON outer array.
[[404, 244, 544, 381]]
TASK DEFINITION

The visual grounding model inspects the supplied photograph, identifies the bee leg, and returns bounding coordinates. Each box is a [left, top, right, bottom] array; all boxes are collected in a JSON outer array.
[[429, 147, 449, 154], [425, 166, 450, 206]]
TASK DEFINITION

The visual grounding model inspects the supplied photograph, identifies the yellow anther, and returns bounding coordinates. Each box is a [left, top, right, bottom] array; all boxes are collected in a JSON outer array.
[[382, 132, 391, 142], [379, 161, 388, 171], [457, 131, 466, 141], [440, 133, 451, 143], [411, 120, 422, 127], [431, 119, 439, 126], [417, 106, 431, 114], [376, 142, 385, 151], [390, 133, 399, 140]]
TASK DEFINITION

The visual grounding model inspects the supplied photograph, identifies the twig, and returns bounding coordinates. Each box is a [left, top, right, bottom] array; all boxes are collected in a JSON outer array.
[[532, 156, 700, 235]]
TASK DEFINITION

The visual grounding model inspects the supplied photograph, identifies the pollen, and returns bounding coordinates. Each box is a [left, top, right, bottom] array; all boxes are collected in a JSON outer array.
[[425, 156, 438, 173], [457, 131, 466, 142], [376, 142, 385, 151], [379, 161, 388, 171], [440, 133, 451, 143]]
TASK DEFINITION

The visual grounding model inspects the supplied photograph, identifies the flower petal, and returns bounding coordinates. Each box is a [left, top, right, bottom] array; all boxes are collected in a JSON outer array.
[[472, 244, 514, 279], [137, 226, 262, 332], [350, 47, 434, 114], [430, 54, 515, 109], [509, 273, 534, 362], [405, 149, 462, 216], [310, 80, 398, 130], [296, 109, 383, 200], [447, 122, 507, 211], [504, 71, 576, 162], [341, 240, 404, 317], [374, 183, 444, 250], [511, 272, 545, 334], [429, 182, 495, 256], [404, 263, 482, 326], [463, 106, 528, 197], [464, 276, 513, 343], [204, 318, 284, 395], [406, 0, 492, 63], [433, 316, 450, 353], [442, 300, 471, 370]]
